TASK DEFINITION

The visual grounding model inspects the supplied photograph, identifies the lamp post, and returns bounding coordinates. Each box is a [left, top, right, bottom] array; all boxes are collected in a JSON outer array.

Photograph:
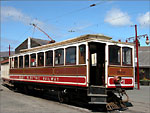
[[126, 24, 150, 90]]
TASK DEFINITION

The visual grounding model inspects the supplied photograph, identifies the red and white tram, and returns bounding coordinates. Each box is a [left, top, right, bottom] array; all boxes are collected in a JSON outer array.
[[2, 34, 135, 110]]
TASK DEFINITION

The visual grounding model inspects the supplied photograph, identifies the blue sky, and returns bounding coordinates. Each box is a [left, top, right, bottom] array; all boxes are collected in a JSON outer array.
[[1, 0, 150, 51]]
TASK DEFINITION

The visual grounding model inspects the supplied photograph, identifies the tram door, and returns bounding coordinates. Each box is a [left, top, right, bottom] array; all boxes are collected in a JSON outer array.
[[89, 42, 105, 86]]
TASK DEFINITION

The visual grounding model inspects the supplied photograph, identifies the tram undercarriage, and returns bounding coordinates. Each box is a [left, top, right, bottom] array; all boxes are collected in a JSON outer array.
[[3, 79, 133, 112]]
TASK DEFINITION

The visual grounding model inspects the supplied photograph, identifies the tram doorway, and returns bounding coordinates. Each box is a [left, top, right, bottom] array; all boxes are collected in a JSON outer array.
[[89, 42, 105, 86]]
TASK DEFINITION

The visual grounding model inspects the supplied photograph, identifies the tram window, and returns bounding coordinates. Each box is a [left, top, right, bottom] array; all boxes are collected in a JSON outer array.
[[25, 55, 29, 67], [109, 45, 121, 65], [55, 49, 64, 65], [122, 47, 132, 65], [79, 45, 86, 64], [19, 56, 23, 68], [31, 54, 36, 67], [38, 52, 44, 66], [46, 50, 53, 66], [14, 57, 18, 68], [66, 47, 76, 65]]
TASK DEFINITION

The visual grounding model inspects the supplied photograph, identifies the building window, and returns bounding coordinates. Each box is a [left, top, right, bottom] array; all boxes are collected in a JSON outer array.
[[38, 52, 44, 66], [109, 45, 121, 65], [55, 49, 64, 65], [122, 47, 132, 65], [66, 47, 76, 65], [19, 56, 23, 68], [46, 50, 53, 66], [14, 57, 18, 68], [79, 44, 86, 64], [31, 54, 36, 67], [25, 55, 29, 67]]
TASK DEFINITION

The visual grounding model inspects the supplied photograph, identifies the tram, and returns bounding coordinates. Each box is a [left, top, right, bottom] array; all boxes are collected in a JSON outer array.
[[2, 34, 135, 110]]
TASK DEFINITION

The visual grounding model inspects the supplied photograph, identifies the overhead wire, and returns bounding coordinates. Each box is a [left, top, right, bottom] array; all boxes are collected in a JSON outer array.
[[43, 0, 107, 23], [41, 0, 109, 37], [32, 25, 36, 38], [72, 10, 140, 33], [16, 26, 32, 43], [21, 0, 140, 42]]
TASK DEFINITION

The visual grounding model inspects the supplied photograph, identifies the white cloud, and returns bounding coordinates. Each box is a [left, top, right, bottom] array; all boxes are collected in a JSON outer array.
[[1, 6, 44, 27], [137, 12, 150, 28], [1, 6, 62, 41], [104, 8, 132, 26]]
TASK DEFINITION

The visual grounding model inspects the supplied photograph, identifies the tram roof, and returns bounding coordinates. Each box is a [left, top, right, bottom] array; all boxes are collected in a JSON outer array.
[[19, 34, 134, 53]]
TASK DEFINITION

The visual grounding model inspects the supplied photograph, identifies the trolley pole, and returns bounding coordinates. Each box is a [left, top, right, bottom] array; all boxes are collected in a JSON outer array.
[[135, 25, 140, 90]]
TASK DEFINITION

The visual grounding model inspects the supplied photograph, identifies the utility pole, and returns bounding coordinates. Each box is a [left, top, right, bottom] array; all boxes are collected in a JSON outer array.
[[126, 25, 150, 90], [9, 44, 10, 56], [135, 25, 140, 90]]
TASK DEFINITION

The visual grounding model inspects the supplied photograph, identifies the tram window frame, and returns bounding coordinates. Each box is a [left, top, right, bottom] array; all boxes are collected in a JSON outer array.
[[109, 45, 121, 65], [11, 58, 14, 68], [66, 46, 76, 65], [38, 52, 44, 67], [45, 50, 53, 66], [19, 56, 23, 68], [14, 57, 18, 68], [10, 58, 12, 68], [55, 48, 64, 65], [30, 53, 36, 67], [122, 47, 132, 66], [79, 44, 86, 64], [25, 55, 29, 67]]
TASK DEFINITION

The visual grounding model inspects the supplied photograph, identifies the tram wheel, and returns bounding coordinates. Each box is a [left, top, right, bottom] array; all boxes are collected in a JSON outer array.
[[58, 91, 64, 103]]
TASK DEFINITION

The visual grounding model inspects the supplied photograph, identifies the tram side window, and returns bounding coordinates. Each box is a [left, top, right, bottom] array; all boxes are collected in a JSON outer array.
[[38, 52, 44, 66], [14, 57, 18, 68], [66, 47, 76, 65], [122, 47, 132, 65], [109, 45, 121, 65], [55, 49, 64, 65], [25, 55, 29, 67], [31, 54, 36, 67], [19, 56, 23, 68], [79, 45, 86, 64], [46, 50, 53, 66]]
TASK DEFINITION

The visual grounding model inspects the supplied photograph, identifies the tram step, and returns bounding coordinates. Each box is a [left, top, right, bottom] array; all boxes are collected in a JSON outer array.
[[88, 94, 107, 97], [88, 102, 107, 104], [88, 86, 106, 94], [90, 85, 105, 88], [90, 96, 107, 103]]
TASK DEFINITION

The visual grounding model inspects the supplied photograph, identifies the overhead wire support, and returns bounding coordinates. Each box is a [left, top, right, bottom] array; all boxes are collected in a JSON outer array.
[[30, 23, 55, 43]]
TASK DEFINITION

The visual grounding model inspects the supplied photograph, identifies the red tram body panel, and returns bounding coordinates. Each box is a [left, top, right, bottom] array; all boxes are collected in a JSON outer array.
[[107, 67, 134, 88], [9, 66, 87, 87]]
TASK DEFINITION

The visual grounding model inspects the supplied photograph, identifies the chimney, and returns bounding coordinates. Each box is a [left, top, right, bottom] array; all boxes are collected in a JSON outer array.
[[28, 37, 31, 49]]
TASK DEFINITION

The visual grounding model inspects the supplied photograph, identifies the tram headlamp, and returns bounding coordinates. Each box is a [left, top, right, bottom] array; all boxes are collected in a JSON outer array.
[[114, 76, 121, 84]]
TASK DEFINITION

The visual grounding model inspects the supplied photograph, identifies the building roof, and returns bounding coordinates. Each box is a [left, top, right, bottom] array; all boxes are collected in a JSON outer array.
[[0, 59, 9, 65], [0, 51, 15, 57], [31, 38, 50, 45], [137, 46, 150, 67], [15, 37, 50, 54]]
